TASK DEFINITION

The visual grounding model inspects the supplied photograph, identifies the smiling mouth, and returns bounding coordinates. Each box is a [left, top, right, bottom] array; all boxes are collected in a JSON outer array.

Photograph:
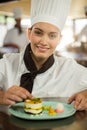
[[37, 46, 49, 52]]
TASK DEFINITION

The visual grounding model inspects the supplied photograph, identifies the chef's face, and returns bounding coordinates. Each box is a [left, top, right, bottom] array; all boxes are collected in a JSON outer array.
[[28, 22, 61, 61]]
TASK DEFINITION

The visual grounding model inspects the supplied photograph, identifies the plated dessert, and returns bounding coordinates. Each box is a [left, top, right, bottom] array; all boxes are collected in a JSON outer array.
[[24, 98, 64, 116], [9, 100, 76, 120], [24, 98, 42, 114]]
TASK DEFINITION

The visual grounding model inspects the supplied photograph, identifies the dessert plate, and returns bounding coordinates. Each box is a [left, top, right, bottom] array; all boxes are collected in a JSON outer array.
[[8, 101, 76, 120]]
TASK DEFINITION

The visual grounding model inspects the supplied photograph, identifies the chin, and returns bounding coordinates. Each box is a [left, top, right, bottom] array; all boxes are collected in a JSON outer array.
[[37, 55, 48, 61], [33, 51, 50, 62]]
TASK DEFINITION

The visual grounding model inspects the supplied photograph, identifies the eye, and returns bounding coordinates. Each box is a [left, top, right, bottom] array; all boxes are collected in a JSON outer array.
[[34, 30, 43, 36], [49, 33, 57, 39]]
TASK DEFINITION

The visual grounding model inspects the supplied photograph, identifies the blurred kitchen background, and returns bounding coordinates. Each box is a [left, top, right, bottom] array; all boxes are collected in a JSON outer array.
[[0, 0, 87, 66]]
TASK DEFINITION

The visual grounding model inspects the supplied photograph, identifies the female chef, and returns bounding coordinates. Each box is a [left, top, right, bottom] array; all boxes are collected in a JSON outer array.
[[0, 0, 87, 111]]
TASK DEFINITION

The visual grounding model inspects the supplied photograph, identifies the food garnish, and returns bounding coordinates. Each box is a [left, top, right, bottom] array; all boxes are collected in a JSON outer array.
[[48, 107, 56, 116]]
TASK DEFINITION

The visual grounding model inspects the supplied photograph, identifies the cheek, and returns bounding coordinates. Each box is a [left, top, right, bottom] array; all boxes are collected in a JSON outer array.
[[30, 34, 40, 43], [52, 37, 61, 48], [50, 40, 58, 49]]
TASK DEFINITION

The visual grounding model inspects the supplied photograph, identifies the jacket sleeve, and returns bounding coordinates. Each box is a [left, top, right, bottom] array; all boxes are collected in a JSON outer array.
[[0, 53, 21, 90]]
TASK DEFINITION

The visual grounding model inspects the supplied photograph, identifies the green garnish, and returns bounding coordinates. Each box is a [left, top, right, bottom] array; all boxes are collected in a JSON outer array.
[[42, 106, 51, 111], [31, 98, 41, 102]]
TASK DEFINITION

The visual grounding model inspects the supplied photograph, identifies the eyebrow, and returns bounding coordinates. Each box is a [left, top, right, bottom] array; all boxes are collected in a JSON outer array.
[[34, 27, 43, 32], [34, 27, 58, 34]]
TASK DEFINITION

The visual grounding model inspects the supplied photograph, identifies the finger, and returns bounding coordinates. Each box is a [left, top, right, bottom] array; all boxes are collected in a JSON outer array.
[[7, 86, 33, 101], [13, 90, 28, 99], [76, 99, 87, 111], [16, 90, 33, 100], [25, 91, 34, 99], [73, 95, 84, 110], [19, 86, 34, 99], [3, 98, 16, 106], [67, 94, 76, 104], [10, 86, 33, 100], [74, 100, 81, 109], [7, 94, 24, 102]]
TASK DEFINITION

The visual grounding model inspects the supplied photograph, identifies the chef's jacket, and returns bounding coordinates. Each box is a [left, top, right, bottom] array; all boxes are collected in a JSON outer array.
[[0, 48, 87, 97], [4, 28, 28, 51]]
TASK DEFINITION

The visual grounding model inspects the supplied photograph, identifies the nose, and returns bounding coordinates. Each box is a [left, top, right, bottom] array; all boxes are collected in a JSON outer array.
[[40, 35, 49, 45]]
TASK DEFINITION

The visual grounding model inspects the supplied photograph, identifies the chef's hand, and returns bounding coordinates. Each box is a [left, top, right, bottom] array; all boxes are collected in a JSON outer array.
[[2, 85, 33, 106], [68, 90, 87, 111]]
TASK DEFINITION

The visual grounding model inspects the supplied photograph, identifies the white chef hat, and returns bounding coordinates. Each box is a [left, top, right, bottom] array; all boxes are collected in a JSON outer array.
[[13, 8, 22, 19], [30, 0, 71, 30]]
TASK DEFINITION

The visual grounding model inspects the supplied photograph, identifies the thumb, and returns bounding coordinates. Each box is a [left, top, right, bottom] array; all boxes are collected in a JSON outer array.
[[67, 94, 76, 104]]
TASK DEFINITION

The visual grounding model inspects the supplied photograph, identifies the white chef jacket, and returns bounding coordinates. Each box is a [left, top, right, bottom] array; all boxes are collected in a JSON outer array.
[[0, 48, 87, 97], [4, 28, 28, 51]]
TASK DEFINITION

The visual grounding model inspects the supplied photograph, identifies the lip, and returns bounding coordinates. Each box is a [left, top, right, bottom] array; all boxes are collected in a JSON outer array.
[[37, 46, 49, 52]]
